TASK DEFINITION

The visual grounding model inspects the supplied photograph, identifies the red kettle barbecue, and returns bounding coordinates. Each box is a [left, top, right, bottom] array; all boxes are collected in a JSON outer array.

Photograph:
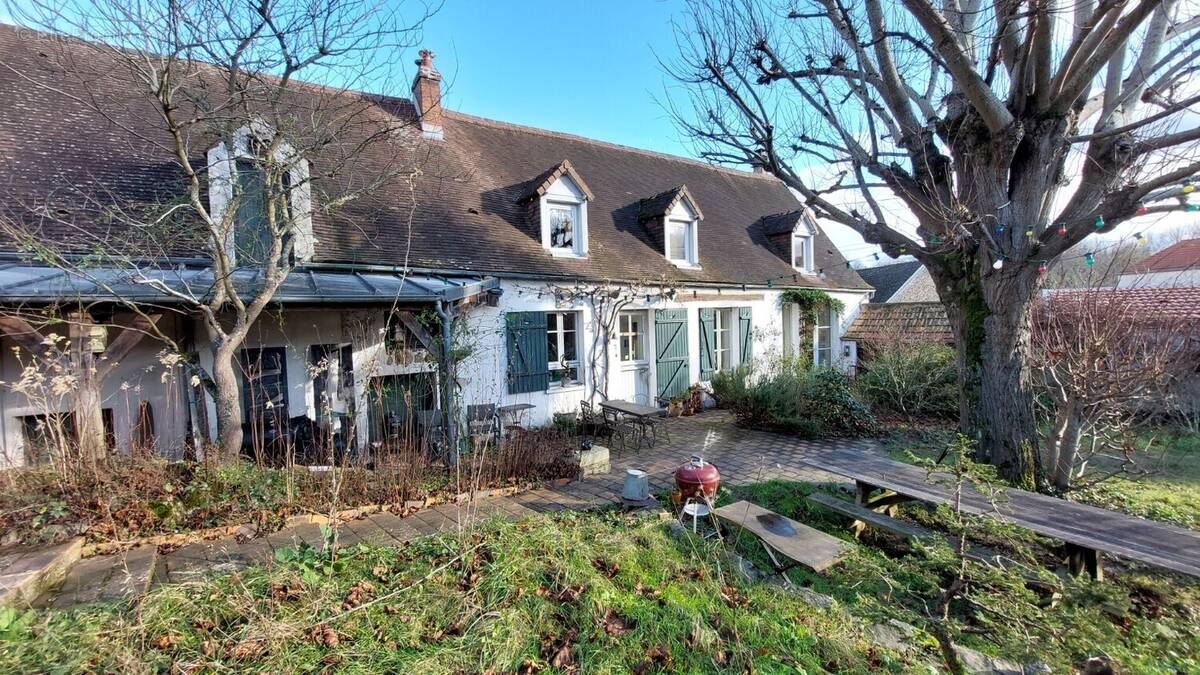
[[675, 455, 720, 500]]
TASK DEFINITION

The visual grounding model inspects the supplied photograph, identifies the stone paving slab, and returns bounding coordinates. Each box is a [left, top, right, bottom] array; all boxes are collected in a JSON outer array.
[[37, 544, 158, 608], [0, 539, 82, 607]]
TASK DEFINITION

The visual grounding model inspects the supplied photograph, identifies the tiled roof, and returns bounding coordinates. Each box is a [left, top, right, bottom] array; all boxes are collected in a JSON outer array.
[[1123, 239, 1200, 274], [845, 287, 1200, 345], [855, 261, 923, 302], [1042, 287, 1200, 321], [760, 210, 805, 236], [843, 302, 953, 343], [0, 24, 870, 291]]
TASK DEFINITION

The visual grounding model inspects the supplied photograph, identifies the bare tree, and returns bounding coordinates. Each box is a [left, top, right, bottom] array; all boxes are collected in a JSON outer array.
[[667, 0, 1200, 485], [1032, 288, 1197, 491], [2, 0, 436, 457]]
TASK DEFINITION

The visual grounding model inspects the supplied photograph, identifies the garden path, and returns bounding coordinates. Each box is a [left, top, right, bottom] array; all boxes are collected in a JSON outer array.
[[34, 411, 861, 607]]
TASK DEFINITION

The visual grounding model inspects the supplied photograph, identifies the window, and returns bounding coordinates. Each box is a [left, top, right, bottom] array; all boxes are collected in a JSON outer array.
[[19, 410, 115, 465], [814, 308, 834, 366], [547, 311, 580, 385], [618, 311, 647, 362], [540, 175, 588, 257], [240, 347, 288, 433], [208, 123, 313, 267], [666, 218, 695, 265], [548, 202, 578, 251], [792, 230, 812, 271], [713, 308, 735, 371], [233, 159, 279, 265]]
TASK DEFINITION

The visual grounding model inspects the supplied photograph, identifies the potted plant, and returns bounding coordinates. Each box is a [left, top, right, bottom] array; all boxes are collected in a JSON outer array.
[[666, 394, 684, 417]]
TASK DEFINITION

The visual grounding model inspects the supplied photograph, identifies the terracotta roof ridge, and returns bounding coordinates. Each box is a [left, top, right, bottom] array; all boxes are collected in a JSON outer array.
[[443, 109, 783, 182]]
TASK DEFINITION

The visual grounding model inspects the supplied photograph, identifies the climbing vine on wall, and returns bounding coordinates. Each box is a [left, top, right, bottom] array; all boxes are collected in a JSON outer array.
[[779, 289, 843, 366]]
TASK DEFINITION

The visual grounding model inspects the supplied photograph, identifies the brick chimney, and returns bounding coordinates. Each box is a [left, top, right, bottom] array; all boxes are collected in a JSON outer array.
[[412, 49, 444, 140]]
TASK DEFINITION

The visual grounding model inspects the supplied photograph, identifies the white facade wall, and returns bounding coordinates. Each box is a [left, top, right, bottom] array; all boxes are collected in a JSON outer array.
[[455, 279, 868, 428], [1, 282, 870, 465], [1116, 269, 1200, 288], [0, 315, 191, 467]]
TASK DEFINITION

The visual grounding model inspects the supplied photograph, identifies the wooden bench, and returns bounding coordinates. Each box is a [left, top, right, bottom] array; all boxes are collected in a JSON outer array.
[[713, 500, 849, 573], [802, 449, 1200, 581], [808, 492, 933, 540], [809, 492, 1060, 596]]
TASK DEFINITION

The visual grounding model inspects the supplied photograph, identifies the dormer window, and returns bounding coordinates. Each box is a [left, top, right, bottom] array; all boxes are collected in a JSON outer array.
[[792, 228, 813, 272], [207, 122, 314, 267], [541, 176, 587, 257], [523, 160, 593, 259], [639, 185, 703, 269], [665, 198, 700, 267]]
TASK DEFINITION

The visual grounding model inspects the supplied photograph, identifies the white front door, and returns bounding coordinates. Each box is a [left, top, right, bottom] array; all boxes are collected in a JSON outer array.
[[617, 310, 652, 404]]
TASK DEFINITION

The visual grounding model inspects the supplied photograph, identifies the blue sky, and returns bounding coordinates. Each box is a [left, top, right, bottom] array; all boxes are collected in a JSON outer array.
[[419, 0, 691, 157]]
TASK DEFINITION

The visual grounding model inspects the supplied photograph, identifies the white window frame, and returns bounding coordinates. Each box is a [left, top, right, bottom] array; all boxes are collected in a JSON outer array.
[[713, 308, 737, 371], [547, 311, 582, 387], [540, 176, 588, 258], [618, 310, 648, 364], [814, 307, 834, 366], [792, 229, 814, 272], [666, 217, 699, 267], [206, 121, 314, 266]]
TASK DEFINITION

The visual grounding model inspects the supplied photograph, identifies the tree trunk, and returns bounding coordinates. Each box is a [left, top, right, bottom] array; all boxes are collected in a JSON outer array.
[[1051, 403, 1084, 492], [211, 342, 244, 460], [977, 295, 1040, 488], [73, 366, 106, 463], [934, 260, 1040, 487]]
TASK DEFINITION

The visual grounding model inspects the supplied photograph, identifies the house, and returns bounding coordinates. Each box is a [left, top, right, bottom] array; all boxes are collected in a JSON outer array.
[[855, 260, 938, 303], [0, 27, 872, 466], [1117, 238, 1200, 288], [843, 260, 948, 355]]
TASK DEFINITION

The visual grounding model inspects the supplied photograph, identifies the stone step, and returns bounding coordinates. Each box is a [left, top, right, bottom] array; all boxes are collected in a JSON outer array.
[[0, 538, 83, 607], [33, 545, 159, 609]]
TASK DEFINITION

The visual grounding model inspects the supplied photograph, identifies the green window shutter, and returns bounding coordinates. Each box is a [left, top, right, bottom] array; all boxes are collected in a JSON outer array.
[[506, 312, 549, 394], [698, 308, 716, 381], [738, 306, 753, 365], [654, 309, 690, 401]]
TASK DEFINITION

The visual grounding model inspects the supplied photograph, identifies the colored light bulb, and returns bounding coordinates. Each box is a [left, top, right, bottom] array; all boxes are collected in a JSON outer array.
[[1094, 216, 1105, 228], [1037, 263, 1048, 274], [1057, 223, 1067, 235], [1084, 253, 1095, 266], [992, 259, 1004, 270]]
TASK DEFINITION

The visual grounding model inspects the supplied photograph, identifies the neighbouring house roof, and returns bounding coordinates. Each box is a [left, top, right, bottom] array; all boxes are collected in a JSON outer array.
[[0, 24, 869, 293], [855, 261, 924, 302], [843, 302, 953, 343], [1042, 287, 1200, 322], [1123, 239, 1200, 274], [0, 260, 497, 305], [845, 287, 1200, 346]]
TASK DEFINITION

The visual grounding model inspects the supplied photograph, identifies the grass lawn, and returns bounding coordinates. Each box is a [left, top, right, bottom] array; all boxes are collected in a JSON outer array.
[[723, 479, 1200, 674], [0, 511, 915, 674]]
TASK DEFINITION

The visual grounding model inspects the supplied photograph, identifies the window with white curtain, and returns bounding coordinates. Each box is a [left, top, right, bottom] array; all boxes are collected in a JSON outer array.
[[547, 311, 580, 384], [814, 308, 834, 366]]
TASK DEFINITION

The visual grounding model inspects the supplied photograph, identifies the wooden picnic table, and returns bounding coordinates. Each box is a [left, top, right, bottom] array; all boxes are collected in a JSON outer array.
[[801, 448, 1200, 579]]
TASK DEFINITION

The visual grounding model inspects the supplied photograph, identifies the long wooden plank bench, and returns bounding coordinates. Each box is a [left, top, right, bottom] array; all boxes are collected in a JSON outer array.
[[808, 492, 1059, 595], [802, 449, 1200, 580], [713, 500, 849, 573]]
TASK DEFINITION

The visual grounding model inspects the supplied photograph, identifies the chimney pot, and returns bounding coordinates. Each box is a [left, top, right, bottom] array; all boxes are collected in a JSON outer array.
[[412, 49, 444, 140]]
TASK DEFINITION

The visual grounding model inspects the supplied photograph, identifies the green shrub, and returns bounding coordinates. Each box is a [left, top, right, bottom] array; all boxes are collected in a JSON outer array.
[[711, 360, 876, 437], [858, 343, 958, 418]]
